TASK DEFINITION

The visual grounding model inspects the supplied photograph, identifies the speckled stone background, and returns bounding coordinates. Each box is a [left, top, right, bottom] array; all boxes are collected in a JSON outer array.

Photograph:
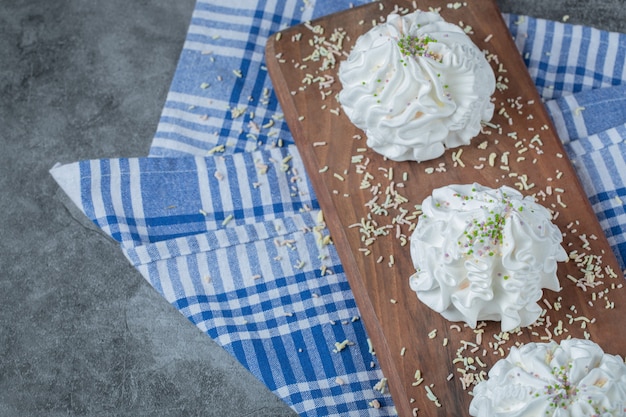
[[1, 1, 625, 416]]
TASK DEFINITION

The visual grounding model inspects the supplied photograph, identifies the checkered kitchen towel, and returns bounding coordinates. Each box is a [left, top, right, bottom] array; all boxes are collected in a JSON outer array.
[[51, 2, 626, 416]]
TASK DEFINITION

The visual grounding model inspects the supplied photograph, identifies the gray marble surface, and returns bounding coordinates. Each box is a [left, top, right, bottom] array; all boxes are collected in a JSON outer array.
[[1, 1, 625, 416]]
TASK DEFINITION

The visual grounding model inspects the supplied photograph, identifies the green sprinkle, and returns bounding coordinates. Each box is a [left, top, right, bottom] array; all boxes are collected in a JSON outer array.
[[397, 34, 441, 62]]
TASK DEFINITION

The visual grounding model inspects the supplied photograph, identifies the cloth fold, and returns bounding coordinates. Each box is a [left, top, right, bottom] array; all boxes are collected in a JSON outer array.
[[52, 3, 626, 416], [52, 146, 318, 246]]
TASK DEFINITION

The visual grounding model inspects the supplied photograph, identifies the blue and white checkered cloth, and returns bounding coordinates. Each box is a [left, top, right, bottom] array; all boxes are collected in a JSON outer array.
[[51, 2, 626, 416]]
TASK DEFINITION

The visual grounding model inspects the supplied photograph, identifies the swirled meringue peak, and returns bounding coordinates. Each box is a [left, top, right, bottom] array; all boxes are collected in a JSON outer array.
[[470, 339, 626, 417], [409, 183, 567, 332], [337, 10, 495, 162]]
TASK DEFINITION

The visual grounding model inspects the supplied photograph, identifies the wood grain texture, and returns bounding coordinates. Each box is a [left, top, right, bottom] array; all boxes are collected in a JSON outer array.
[[266, 1, 625, 415]]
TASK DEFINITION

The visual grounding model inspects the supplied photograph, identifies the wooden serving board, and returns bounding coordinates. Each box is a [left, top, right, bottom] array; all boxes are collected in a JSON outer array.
[[266, 1, 625, 415]]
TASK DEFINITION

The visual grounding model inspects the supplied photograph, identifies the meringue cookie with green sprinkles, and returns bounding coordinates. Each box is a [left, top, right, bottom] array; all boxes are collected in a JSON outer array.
[[409, 183, 567, 332], [338, 10, 495, 162], [469, 339, 626, 417]]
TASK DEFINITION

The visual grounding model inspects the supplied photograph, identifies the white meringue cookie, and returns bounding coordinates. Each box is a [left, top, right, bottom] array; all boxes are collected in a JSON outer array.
[[338, 10, 495, 162], [470, 339, 626, 417], [409, 183, 567, 331]]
